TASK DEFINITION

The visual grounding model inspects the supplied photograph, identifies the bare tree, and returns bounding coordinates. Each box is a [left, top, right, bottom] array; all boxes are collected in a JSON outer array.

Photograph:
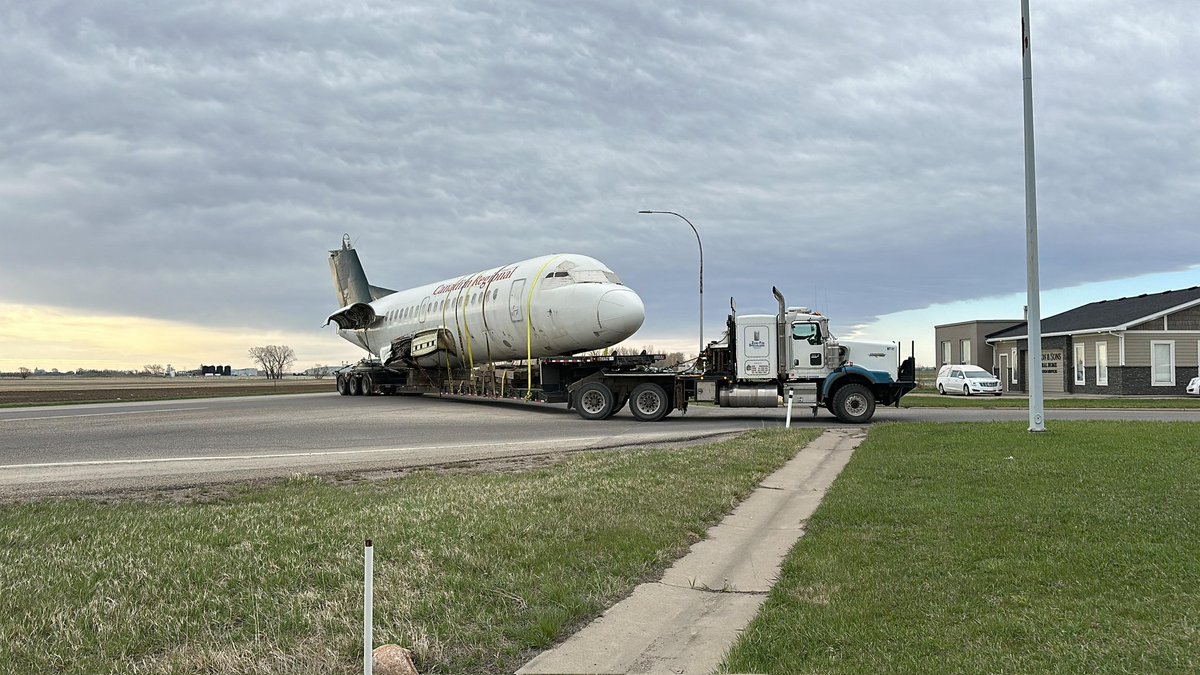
[[312, 364, 327, 380], [142, 364, 165, 376], [657, 352, 687, 368], [17, 367, 31, 380], [248, 345, 296, 380]]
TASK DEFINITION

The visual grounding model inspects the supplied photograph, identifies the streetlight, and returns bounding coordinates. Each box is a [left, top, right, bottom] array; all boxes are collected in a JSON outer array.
[[638, 210, 703, 369]]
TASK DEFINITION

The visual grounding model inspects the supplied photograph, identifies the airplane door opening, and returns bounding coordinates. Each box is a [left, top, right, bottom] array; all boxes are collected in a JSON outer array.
[[418, 296, 430, 324], [509, 279, 526, 322]]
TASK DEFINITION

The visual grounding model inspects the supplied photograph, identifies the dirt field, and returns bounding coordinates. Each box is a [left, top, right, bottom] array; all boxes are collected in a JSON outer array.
[[0, 377, 334, 406]]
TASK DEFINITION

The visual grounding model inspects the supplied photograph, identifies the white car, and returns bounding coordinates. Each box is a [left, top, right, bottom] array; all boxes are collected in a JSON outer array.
[[936, 364, 1003, 396], [1187, 376, 1200, 396]]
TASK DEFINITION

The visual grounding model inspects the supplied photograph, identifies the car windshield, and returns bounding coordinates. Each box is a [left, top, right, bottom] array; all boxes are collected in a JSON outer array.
[[964, 371, 994, 379]]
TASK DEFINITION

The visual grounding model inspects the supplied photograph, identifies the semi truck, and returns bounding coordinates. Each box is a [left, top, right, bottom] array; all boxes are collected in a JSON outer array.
[[336, 287, 916, 424]]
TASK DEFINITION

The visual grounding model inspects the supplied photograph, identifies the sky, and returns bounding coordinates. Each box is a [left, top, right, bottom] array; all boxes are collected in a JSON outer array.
[[2, 1, 1197, 373]]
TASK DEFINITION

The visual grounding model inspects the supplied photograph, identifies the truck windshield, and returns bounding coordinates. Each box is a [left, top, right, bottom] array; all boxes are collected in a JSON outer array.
[[792, 323, 821, 344]]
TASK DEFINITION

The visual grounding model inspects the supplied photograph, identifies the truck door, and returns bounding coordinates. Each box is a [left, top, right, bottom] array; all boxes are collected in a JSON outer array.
[[789, 322, 825, 379]]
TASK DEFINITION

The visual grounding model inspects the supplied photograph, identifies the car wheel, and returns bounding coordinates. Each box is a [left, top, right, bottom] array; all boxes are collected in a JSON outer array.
[[832, 383, 875, 424], [937, 383, 945, 395], [963, 385, 971, 396], [629, 383, 670, 422], [575, 382, 615, 420]]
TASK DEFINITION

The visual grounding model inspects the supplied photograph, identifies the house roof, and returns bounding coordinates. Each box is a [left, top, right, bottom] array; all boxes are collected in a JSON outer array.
[[987, 286, 1200, 341]]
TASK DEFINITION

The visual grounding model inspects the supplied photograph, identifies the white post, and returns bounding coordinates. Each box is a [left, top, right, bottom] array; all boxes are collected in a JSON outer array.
[[785, 388, 794, 428], [364, 539, 374, 675], [1021, 0, 1046, 432]]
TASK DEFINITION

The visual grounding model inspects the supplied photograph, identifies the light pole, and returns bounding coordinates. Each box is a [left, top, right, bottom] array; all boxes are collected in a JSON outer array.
[[638, 210, 703, 369]]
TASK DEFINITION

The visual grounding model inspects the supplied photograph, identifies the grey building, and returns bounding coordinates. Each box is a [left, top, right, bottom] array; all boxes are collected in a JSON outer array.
[[986, 286, 1200, 395], [933, 320, 1022, 371]]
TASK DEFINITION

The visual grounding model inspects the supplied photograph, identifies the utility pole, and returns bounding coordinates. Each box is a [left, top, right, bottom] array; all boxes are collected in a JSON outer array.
[[638, 210, 704, 369], [1021, 0, 1046, 432]]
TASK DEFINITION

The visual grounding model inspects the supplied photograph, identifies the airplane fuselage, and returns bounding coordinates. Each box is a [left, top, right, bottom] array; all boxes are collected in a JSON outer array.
[[329, 253, 645, 369]]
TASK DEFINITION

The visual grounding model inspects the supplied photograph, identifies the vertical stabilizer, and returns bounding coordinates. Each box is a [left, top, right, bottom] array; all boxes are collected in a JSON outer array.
[[329, 234, 373, 308]]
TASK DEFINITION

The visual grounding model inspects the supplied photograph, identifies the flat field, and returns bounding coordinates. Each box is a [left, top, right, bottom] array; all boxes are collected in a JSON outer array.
[[0, 377, 332, 407]]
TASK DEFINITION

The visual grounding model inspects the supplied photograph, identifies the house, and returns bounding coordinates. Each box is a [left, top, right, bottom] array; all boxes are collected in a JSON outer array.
[[933, 320, 1023, 371], [986, 286, 1200, 395]]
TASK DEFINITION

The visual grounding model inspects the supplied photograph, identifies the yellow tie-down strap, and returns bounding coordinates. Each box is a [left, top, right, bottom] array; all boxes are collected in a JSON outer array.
[[525, 256, 561, 399]]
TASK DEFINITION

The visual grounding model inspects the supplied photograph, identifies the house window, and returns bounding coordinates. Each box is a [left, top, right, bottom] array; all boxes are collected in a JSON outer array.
[[1011, 348, 1019, 384], [1096, 342, 1108, 386], [1151, 341, 1175, 386], [960, 339, 971, 364], [941, 341, 951, 366], [1074, 344, 1086, 385]]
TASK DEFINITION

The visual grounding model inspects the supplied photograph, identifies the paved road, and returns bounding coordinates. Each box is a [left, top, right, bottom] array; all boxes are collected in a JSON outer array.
[[2, 393, 1197, 498]]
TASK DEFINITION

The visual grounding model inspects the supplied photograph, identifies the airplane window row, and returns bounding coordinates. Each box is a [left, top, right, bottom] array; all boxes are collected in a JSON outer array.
[[382, 288, 504, 324]]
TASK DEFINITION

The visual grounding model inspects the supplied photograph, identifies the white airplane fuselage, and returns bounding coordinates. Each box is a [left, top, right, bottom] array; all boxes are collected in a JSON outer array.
[[328, 253, 645, 369]]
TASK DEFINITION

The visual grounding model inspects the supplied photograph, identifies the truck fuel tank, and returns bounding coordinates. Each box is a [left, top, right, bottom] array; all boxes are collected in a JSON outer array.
[[718, 385, 780, 408]]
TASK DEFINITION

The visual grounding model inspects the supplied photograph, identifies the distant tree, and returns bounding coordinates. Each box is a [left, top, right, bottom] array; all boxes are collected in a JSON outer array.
[[248, 345, 296, 380], [657, 352, 687, 368], [17, 367, 31, 380], [143, 364, 165, 376], [312, 364, 327, 380]]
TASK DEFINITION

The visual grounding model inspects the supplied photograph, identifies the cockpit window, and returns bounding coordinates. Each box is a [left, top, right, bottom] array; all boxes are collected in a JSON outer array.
[[570, 270, 610, 283], [541, 260, 622, 286]]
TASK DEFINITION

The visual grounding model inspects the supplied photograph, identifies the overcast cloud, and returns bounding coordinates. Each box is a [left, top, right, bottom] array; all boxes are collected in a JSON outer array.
[[2, 1, 1197, 357]]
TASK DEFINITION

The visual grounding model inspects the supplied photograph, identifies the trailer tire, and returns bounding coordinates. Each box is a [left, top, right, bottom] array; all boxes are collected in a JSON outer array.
[[832, 383, 875, 424], [349, 376, 363, 396], [337, 375, 351, 396], [575, 382, 615, 420], [362, 374, 376, 395], [629, 383, 670, 422]]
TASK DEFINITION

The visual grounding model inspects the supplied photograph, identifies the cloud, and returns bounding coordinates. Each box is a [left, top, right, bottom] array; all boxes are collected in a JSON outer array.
[[1, 0, 1197, 361]]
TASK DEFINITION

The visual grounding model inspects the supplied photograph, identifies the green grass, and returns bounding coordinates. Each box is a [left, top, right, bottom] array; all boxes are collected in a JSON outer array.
[[902, 393, 1200, 409], [722, 422, 1200, 674], [0, 430, 820, 675]]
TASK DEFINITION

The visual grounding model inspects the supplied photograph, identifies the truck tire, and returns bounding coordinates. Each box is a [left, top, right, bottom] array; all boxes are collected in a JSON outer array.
[[349, 376, 363, 396], [575, 382, 615, 420], [832, 383, 875, 424], [629, 383, 670, 422], [337, 375, 351, 396], [363, 374, 376, 395]]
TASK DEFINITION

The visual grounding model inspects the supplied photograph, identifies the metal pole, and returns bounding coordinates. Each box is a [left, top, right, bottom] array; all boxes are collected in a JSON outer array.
[[1021, 0, 1046, 432], [785, 388, 794, 428], [639, 211, 704, 368], [364, 539, 374, 675]]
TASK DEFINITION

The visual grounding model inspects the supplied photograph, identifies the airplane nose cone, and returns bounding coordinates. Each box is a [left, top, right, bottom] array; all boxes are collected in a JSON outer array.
[[597, 288, 645, 339]]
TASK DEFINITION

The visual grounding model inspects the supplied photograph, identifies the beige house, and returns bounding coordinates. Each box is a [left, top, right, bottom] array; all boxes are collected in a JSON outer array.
[[985, 286, 1200, 395], [934, 320, 1022, 371]]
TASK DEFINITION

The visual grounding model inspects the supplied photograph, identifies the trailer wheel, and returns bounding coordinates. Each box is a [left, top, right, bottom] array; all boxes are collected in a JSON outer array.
[[337, 375, 351, 396], [349, 376, 363, 396], [832, 383, 875, 424], [629, 383, 670, 422], [362, 374, 376, 395], [575, 382, 615, 420]]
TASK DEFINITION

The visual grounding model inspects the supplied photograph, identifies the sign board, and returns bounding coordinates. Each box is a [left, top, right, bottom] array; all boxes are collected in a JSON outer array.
[[1041, 350, 1062, 375]]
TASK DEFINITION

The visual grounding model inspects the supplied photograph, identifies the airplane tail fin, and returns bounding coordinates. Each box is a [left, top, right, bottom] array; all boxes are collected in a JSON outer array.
[[329, 234, 396, 307]]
